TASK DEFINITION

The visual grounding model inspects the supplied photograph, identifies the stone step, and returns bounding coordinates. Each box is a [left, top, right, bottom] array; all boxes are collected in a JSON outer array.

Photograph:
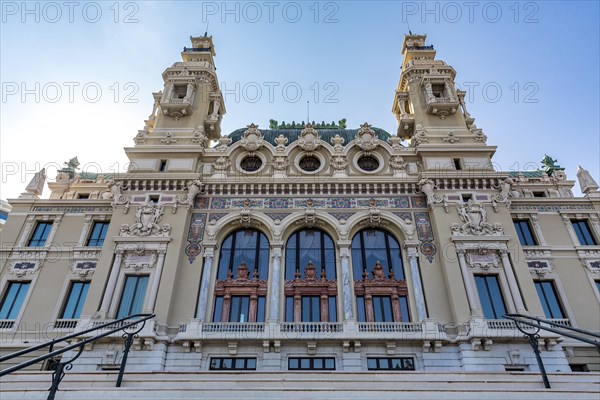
[[1, 371, 598, 399]]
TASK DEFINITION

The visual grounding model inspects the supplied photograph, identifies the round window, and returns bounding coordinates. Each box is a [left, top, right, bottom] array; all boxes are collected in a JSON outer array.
[[357, 155, 380, 172], [299, 155, 321, 172], [240, 156, 263, 172]]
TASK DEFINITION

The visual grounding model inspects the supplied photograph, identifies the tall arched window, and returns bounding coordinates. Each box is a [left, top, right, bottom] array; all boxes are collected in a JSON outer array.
[[212, 229, 269, 323], [351, 228, 410, 323], [284, 228, 337, 323]]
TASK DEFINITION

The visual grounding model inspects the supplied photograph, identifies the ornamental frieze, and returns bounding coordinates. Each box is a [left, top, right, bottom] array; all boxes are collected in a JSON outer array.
[[205, 196, 427, 210]]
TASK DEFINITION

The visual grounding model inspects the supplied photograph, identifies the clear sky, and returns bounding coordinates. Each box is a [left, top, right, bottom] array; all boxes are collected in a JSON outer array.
[[1, 1, 599, 199]]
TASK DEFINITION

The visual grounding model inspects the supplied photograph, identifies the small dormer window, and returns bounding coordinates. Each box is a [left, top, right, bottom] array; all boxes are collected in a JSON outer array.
[[173, 85, 187, 99], [432, 84, 445, 98]]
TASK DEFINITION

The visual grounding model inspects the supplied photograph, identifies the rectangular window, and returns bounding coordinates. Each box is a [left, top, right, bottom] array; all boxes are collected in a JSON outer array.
[[534, 281, 566, 319], [285, 296, 294, 322], [86, 221, 110, 247], [213, 296, 224, 322], [209, 357, 257, 370], [28, 221, 53, 247], [288, 357, 335, 370], [513, 220, 537, 246], [116, 276, 148, 319], [571, 220, 597, 246], [0, 282, 31, 320], [256, 296, 266, 323], [356, 296, 366, 322], [399, 296, 410, 322], [367, 357, 415, 371], [475, 275, 507, 319], [60, 282, 90, 319], [372, 295, 394, 322], [328, 296, 337, 322], [453, 158, 462, 170], [301, 296, 320, 322], [229, 296, 250, 322], [159, 160, 167, 172]]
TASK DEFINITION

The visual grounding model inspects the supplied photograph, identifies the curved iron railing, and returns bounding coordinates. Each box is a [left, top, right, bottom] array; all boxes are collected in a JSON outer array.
[[0, 313, 155, 400], [504, 313, 600, 389]]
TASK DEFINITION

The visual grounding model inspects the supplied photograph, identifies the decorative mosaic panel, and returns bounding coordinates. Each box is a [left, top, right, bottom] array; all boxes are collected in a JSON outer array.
[[33, 206, 112, 213], [527, 261, 549, 269], [194, 197, 209, 209], [207, 213, 228, 222], [185, 213, 207, 264], [392, 212, 413, 222], [13, 262, 36, 271], [414, 212, 434, 243], [420, 242, 437, 263], [410, 196, 427, 208], [74, 261, 97, 270], [206, 196, 428, 210], [329, 212, 357, 221], [510, 204, 594, 212], [590, 261, 600, 269], [265, 213, 293, 221]]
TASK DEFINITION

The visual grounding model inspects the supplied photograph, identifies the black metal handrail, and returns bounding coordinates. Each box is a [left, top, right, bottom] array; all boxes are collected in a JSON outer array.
[[504, 313, 600, 389], [0, 313, 155, 400]]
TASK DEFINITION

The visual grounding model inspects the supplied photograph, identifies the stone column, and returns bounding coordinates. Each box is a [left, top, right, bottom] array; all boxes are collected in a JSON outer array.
[[145, 250, 166, 313], [561, 215, 580, 246], [456, 249, 482, 317], [99, 250, 124, 316], [500, 250, 527, 314], [339, 246, 355, 321], [405, 244, 427, 321], [268, 246, 283, 322], [195, 247, 215, 321], [530, 215, 547, 245]]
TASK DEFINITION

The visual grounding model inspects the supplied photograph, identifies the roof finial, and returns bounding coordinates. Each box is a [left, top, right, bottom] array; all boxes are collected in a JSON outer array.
[[307, 101, 310, 123], [204, 20, 209, 37]]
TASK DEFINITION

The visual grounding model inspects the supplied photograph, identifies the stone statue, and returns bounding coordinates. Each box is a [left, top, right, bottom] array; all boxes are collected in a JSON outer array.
[[577, 165, 599, 194], [211, 97, 221, 117], [541, 154, 564, 176], [192, 125, 207, 147], [25, 168, 46, 196]]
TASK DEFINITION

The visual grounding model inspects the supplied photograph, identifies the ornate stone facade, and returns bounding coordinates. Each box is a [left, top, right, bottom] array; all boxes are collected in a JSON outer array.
[[1, 34, 599, 381]]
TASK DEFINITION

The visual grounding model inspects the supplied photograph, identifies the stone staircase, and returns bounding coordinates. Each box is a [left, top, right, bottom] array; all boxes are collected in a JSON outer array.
[[1, 371, 599, 400]]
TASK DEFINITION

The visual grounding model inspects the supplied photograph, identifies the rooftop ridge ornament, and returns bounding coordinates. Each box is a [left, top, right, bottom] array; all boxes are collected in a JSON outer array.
[[269, 119, 347, 130], [298, 123, 321, 152], [240, 123, 264, 152]]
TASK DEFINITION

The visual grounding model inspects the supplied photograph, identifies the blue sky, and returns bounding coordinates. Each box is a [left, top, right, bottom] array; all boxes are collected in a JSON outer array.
[[1, 1, 599, 199]]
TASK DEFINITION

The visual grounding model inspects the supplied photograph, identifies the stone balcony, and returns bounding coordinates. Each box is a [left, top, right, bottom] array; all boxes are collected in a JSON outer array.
[[425, 96, 459, 119], [174, 320, 448, 343]]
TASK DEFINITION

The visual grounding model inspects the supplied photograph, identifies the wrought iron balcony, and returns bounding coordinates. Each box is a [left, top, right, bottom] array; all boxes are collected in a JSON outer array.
[[406, 45, 434, 51]]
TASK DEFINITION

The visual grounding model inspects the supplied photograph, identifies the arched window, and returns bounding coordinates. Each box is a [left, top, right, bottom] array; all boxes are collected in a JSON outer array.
[[212, 229, 269, 323], [216, 229, 269, 280], [285, 229, 336, 280], [351, 229, 404, 280], [284, 228, 337, 323], [351, 228, 410, 323]]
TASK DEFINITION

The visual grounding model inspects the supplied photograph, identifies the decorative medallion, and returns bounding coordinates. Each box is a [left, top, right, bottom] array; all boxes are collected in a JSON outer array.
[[420, 242, 436, 263]]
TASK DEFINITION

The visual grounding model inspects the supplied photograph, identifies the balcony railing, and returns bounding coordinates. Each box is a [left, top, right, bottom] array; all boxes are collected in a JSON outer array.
[[406, 45, 434, 51], [53, 319, 78, 330], [0, 320, 15, 329], [202, 322, 265, 333], [358, 322, 423, 333], [280, 322, 343, 333], [183, 47, 211, 52]]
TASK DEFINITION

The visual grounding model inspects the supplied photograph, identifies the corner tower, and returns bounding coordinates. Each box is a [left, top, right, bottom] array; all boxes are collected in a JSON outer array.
[[392, 33, 493, 172], [125, 35, 225, 175]]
